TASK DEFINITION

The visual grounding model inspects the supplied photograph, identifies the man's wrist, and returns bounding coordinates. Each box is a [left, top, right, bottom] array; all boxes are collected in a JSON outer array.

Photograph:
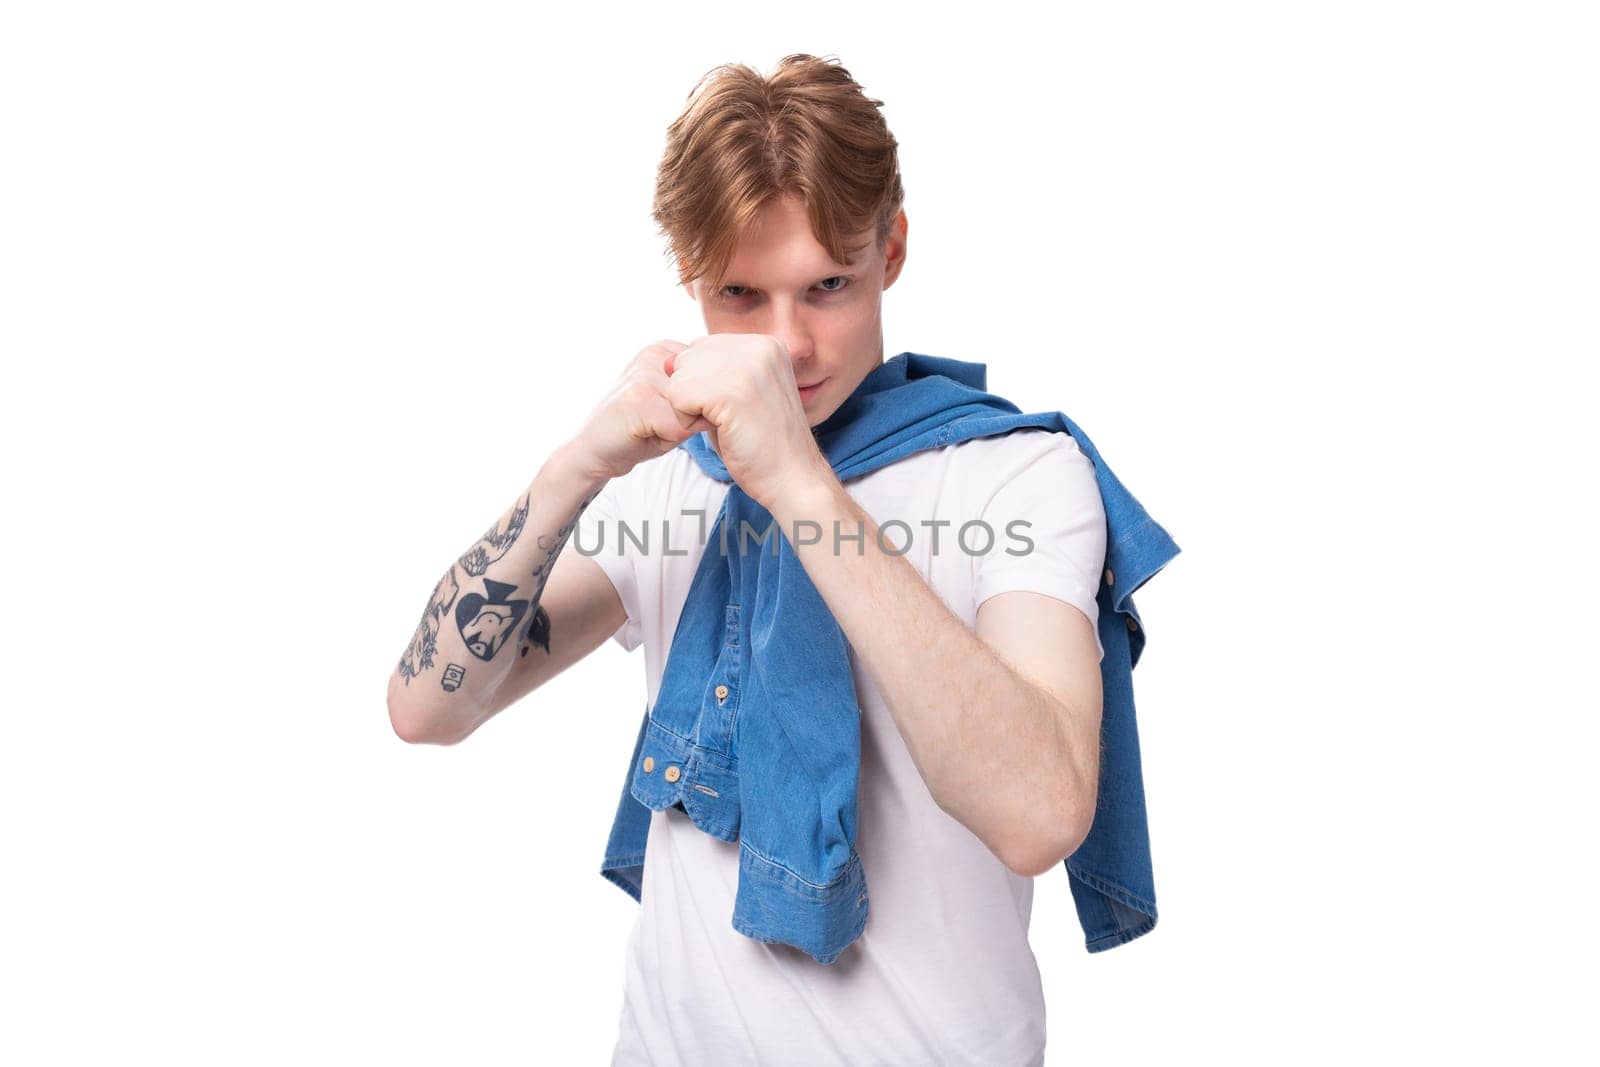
[[768, 454, 845, 531], [544, 436, 614, 498]]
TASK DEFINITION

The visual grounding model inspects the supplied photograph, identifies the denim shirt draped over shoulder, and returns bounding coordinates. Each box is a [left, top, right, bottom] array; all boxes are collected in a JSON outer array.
[[600, 352, 1180, 965]]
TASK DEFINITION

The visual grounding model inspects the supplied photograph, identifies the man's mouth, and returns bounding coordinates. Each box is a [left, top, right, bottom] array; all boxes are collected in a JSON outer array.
[[797, 378, 828, 402]]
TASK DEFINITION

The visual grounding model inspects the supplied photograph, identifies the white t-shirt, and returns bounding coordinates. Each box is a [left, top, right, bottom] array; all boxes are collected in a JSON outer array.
[[577, 427, 1108, 1067]]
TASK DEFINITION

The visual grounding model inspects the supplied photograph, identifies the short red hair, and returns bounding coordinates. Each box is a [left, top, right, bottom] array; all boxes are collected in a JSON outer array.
[[652, 54, 906, 291]]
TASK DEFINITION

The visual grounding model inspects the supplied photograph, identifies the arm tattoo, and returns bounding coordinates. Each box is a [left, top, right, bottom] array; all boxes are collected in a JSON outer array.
[[455, 577, 528, 661], [517, 489, 598, 658], [396, 494, 528, 684], [397, 567, 460, 684], [441, 663, 466, 691], [397, 487, 599, 684], [458, 493, 530, 576], [521, 605, 552, 656]]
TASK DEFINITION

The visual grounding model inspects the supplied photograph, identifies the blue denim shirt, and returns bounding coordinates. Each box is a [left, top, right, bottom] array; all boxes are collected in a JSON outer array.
[[600, 352, 1180, 964]]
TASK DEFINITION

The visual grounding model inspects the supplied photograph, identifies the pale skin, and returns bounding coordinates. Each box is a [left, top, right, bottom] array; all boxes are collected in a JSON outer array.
[[387, 192, 1103, 879]]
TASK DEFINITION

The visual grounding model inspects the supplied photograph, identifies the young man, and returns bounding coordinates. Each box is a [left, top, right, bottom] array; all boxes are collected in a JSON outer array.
[[388, 56, 1137, 1065]]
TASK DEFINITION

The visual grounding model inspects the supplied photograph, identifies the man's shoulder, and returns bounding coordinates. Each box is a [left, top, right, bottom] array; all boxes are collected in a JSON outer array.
[[942, 427, 1090, 485], [839, 426, 1086, 488]]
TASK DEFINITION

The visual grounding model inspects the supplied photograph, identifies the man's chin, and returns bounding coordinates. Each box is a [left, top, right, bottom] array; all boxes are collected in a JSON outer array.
[[806, 400, 841, 429]]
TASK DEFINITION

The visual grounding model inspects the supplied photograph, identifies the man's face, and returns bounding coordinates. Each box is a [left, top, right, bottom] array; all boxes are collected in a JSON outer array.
[[685, 192, 908, 426]]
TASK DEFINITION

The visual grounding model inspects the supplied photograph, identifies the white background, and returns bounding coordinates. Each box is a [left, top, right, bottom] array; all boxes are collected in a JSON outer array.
[[3, 2, 1595, 1064]]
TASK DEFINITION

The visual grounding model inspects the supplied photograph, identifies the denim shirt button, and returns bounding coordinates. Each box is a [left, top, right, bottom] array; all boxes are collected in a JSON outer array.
[[1104, 566, 1114, 586], [1126, 615, 1138, 632], [664, 765, 681, 783], [642, 756, 654, 773], [715, 684, 730, 702]]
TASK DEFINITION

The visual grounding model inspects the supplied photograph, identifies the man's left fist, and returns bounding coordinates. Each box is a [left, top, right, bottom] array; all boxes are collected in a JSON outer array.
[[662, 333, 831, 511]]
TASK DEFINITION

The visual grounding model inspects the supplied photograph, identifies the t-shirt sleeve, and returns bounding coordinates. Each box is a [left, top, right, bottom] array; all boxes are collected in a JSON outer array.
[[574, 473, 643, 652], [972, 431, 1108, 661]]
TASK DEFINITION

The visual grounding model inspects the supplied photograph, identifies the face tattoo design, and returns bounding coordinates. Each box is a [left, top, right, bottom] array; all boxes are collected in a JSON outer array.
[[455, 578, 529, 661]]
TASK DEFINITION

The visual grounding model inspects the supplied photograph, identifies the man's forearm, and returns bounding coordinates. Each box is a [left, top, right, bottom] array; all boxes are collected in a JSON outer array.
[[387, 440, 604, 743], [768, 466, 1091, 874]]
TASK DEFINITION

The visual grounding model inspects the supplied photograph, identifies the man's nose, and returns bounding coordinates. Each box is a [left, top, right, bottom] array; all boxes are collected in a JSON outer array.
[[768, 303, 813, 365]]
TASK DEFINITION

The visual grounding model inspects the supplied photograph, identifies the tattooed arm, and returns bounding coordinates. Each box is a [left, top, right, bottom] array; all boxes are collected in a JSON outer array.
[[386, 339, 714, 745], [386, 438, 611, 744]]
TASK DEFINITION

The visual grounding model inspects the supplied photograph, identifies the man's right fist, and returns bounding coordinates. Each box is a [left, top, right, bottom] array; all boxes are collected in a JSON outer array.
[[570, 339, 716, 481]]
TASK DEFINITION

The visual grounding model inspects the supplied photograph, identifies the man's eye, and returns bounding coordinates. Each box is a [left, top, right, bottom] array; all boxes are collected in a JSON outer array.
[[719, 278, 850, 300]]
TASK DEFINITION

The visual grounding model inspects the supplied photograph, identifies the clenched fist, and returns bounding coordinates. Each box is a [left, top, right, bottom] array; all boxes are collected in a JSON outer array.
[[571, 339, 718, 481], [661, 334, 832, 511]]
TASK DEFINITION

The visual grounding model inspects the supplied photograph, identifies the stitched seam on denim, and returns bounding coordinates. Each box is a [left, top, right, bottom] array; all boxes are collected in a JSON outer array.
[[645, 715, 740, 770], [728, 916, 788, 947], [1086, 918, 1156, 951], [723, 621, 744, 745], [724, 694, 742, 752], [1066, 863, 1157, 915], [645, 716, 693, 747], [739, 836, 857, 891], [1113, 514, 1158, 550], [602, 853, 646, 867], [727, 914, 853, 966]]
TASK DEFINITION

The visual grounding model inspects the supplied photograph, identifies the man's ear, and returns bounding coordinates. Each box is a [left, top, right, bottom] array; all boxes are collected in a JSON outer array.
[[882, 209, 909, 289]]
